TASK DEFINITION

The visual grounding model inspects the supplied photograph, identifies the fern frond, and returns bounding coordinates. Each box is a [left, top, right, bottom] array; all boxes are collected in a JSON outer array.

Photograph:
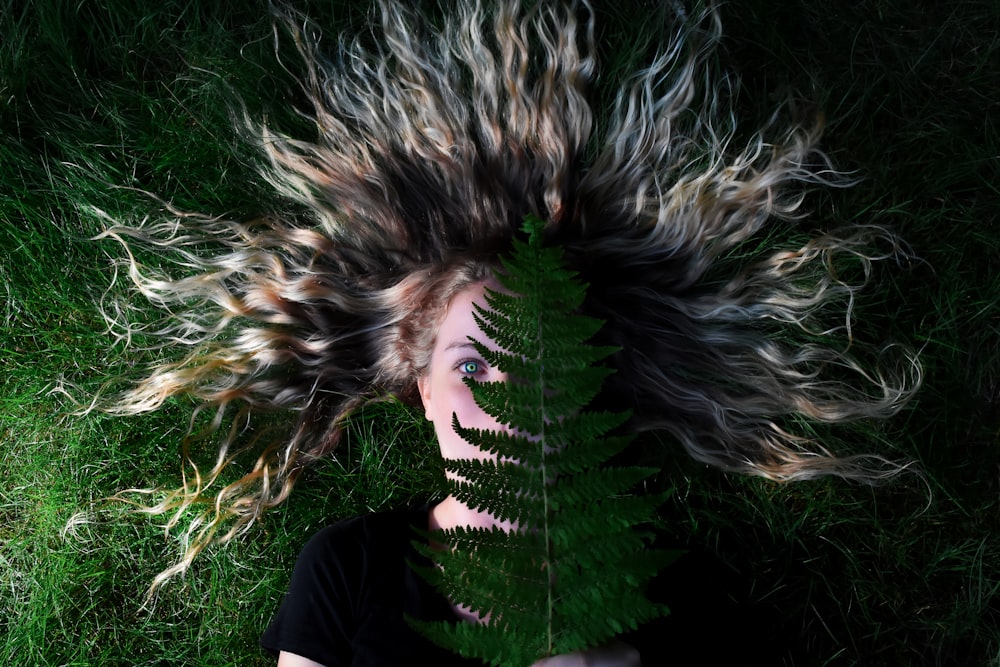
[[412, 215, 674, 665]]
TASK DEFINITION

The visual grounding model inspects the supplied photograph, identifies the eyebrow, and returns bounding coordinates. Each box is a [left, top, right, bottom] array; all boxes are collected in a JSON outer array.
[[443, 341, 479, 352]]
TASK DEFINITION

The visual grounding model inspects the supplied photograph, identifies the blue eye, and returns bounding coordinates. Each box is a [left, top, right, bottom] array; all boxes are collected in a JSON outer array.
[[458, 360, 481, 375]]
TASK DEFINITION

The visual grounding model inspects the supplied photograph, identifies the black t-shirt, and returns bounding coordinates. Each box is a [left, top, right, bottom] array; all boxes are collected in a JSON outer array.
[[261, 506, 486, 666], [261, 505, 778, 666]]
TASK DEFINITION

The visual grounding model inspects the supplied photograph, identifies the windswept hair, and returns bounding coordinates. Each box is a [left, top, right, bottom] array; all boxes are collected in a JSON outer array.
[[83, 0, 920, 587]]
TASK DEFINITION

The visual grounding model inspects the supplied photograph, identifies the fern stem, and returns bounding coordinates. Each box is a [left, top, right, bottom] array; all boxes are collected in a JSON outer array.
[[539, 273, 555, 658]]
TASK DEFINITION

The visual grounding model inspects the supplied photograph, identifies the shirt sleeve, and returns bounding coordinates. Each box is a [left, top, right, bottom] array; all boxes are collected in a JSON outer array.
[[261, 518, 368, 666]]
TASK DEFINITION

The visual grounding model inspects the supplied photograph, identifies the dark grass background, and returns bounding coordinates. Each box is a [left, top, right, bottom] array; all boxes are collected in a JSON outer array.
[[1, 0, 997, 664]]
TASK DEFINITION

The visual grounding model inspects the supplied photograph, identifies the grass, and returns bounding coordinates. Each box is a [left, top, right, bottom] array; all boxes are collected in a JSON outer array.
[[1, 0, 998, 664]]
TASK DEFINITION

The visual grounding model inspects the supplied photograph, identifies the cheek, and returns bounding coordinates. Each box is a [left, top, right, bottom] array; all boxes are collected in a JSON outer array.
[[431, 383, 504, 460], [450, 386, 500, 430]]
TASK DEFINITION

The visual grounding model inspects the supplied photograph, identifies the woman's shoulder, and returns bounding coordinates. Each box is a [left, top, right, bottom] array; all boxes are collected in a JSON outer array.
[[297, 505, 428, 563]]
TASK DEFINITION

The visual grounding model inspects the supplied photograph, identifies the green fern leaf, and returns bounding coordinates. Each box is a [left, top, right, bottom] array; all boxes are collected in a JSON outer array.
[[411, 214, 675, 666]]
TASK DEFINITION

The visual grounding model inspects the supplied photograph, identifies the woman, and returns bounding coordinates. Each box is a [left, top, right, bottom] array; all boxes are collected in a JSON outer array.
[[261, 274, 644, 665], [87, 0, 919, 662]]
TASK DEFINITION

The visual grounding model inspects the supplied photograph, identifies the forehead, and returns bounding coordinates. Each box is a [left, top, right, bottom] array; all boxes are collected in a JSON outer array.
[[434, 281, 495, 350]]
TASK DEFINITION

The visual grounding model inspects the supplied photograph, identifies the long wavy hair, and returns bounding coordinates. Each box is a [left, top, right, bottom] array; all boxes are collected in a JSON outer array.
[[80, 0, 920, 587]]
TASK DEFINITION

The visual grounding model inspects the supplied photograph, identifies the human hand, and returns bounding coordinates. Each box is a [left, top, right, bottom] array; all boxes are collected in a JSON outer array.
[[530, 641, 641, 667]]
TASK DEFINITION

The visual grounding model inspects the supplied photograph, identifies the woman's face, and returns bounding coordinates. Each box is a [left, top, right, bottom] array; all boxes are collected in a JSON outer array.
[[417, 280, 509, 469]]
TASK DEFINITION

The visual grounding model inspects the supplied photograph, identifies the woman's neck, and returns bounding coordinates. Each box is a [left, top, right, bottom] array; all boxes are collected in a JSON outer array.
[[427, 495, 504, 624], [428, 494, 516, 532]]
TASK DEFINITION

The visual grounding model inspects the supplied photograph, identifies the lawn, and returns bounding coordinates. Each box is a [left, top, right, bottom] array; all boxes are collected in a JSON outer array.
[[1, 0, 997, 665]]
